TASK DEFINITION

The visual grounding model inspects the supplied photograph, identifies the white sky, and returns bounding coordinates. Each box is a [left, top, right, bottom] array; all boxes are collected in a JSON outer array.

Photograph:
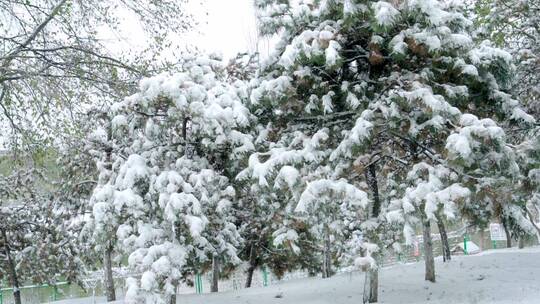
[[99, 0, 262, 61], [194, 0, 259, 59]]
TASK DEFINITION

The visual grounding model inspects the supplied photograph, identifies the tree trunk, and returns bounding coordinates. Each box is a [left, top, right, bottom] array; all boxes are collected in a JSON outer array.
[[211, 255, 219, 292], [245, 264, 256, 289], [366, 164, 381, 217], [420, 209, 436, 282], [360, 248, 368, 272], [525, 208, 540, 244], [363, 163, 381, 303], [325, 230, 333, 278], [502, 217, 512, 248], [479, 228, 486, 251], [363, 261, 379, 304], [435, 212, 451, 262], [103, 242, 116, 302], [2, 230, 21, 304], [322, 226, 333, 278], [518, 236, 525, 249], [102, 122, 116, 302], [245, 243, 258, 288], [169, 285, 177, 304]]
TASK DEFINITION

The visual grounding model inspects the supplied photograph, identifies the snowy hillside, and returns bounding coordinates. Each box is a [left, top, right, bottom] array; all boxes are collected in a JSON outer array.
[[53, 247, 540, 304]]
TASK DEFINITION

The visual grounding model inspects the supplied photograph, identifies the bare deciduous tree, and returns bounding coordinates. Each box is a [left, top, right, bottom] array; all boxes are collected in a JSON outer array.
[[0, 0, 194, 147]]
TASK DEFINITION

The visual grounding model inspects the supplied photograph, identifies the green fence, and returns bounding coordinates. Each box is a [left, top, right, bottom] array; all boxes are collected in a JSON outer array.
[[0, 282, 67, 304]]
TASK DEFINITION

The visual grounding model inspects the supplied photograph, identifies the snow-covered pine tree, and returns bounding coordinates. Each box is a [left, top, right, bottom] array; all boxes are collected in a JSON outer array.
[[96, 54, 253, 304], [222, 51, 320, 285], [475, 0, 540, 116], [81, 107, 130, 302], [502, 127, 540, 246], [296, 179, 369, 278], [237, 106, 371, 280], [473, 0, 540, 247], [224, 52, 318, 286], [235, 175, 324, 286], [518, 133, 540, 240], [251, 0, 534, 301]]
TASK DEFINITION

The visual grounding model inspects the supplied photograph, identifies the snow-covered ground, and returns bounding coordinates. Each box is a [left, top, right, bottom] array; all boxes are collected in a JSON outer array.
[[52, 247, 540, 304]]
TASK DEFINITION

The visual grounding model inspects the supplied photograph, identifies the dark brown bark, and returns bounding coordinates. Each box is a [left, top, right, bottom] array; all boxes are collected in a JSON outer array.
[[245, 264, 256, 288], [245, 243, 258, 288], [211, 255, 219, 292], [366, 164, 381, 218], [2, 229, 21, 304], [421, 208, 436, 282], [104, 242, 116, 302], [502, 217, 512, 248], [435, 212, 451, 262], [364, 163, 381, 303], [182, 117, 189, 139]]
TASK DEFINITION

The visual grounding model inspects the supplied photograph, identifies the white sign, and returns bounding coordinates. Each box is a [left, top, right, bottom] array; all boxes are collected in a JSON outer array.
[[489, 223, 507, 241]]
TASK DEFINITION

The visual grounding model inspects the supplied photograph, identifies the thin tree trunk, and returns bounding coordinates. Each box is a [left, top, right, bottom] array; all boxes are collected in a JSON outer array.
[[363, 163, 381, 303], [169, 284, 177, 304], [526, 208, 540, 234], [366, 164, 381, 217], [211, 255, 219, 292], [502, 217, 512, 248], [479, 228, 486, 251], [325, 232, 332, 278], [245, 243, 258, 288], [102, 121, 116, 302], [525, 208, 540, 244], [322, 225, 333, 278], [518, 236, 525, 249], [435, 212, 451, 262], [360, 248, 368, 272], [2, 230, 21, 304], [364, 261, 379, 304], [421, 208, 436, 282], [104, 242, 116, 302]]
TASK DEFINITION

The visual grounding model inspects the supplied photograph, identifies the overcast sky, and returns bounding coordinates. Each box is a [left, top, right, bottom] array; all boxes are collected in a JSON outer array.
[[194, 0, 259, 59], [102, 0, 262, 60]]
